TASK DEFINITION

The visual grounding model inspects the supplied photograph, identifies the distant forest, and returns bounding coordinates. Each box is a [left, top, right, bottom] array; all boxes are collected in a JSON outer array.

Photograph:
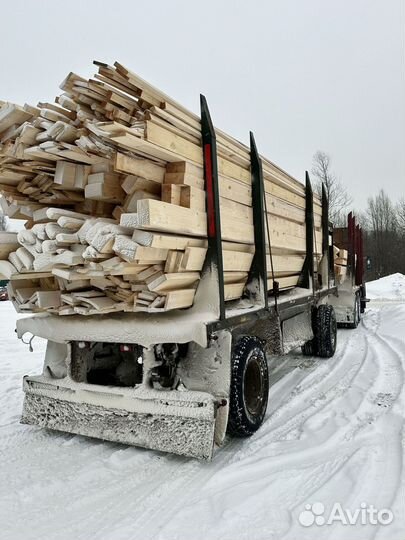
[[312, 151, 403, 282]]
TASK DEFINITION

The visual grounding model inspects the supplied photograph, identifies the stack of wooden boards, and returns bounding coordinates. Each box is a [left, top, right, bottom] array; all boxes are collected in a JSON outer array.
[[0, 60, 323, 316], [333, 246, 348, 284]]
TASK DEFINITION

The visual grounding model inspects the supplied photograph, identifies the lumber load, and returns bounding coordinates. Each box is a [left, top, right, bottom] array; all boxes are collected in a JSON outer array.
[[333, 246, 348, 284], [0, 231, 19, 259], [0, 60, 326, 316]]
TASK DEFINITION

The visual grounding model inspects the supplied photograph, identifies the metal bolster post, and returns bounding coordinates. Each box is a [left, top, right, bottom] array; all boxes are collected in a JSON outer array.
[[347, 211, 353, 277], [298, 172, 314, 289], [321, 184, 329, 254], [200, 95, 225, 320], [355, 224, 361, 285], [246, 132, 268, 308], [329, 223, 335, 284], [352, 215, 357, 285], [360, 227, 364, 283], [321, 184, 333, 281]]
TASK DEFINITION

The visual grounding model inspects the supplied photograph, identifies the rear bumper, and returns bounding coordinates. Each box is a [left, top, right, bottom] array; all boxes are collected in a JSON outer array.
[[22, 376, 218, 460]]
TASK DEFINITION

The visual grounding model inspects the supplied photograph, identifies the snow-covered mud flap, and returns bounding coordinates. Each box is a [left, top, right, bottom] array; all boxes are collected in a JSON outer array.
[[18, 323, 232, 461], [329, 282, 361, 328], [21, 379, 218, 460]]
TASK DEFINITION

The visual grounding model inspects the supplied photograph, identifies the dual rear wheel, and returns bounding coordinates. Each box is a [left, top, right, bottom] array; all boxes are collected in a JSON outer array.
[[302, 304, 337, 358]]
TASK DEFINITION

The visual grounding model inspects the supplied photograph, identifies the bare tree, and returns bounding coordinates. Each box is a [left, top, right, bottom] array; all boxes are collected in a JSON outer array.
[[396, 198, 405, 235], [364, 190, 398, 279], [311, 151, 352, 226]]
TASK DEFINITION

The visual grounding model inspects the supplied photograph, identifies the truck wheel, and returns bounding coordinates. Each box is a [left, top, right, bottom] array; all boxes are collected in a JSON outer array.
[[360, 285, 366, 313], [314, 304, 337, 358], [301, 339, 316, 356], [227, 336, 269, 437], [348, 294, 361, 329]]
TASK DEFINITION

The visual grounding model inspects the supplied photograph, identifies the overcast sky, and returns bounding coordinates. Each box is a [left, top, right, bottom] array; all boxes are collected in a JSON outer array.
[[1, 0, 404, 210]]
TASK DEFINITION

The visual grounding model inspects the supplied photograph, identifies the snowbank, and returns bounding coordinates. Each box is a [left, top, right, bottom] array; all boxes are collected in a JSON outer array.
[[367, 273, 405, 301]]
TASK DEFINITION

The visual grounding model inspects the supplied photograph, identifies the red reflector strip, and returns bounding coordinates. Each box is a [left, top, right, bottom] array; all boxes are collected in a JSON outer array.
[[204, 143, 216, 238]]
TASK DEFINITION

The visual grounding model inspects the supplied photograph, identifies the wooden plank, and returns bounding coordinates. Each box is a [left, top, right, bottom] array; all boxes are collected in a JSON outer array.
[[165, 161, 203, 179], [0, 261, 17, 280], [338, 249, 348, 260], [145, 122, 251, 182], [136, 265, 164, 281], [114, 152, 165, 183], [179, 247, 207, 271], [224, 271, 249, 284], [220, 196, 252, 223], [134, 246, 168, 262], [131, 199, 207, 237], [267, 215, 322, 253], [54, 161, 76, 189], [147, 108, 201, 139], [161, 183, 183, 206], [87, 172, 121, 186], [180, 185, 206, 211], [147, 272, 200, 292], [267, 275, 299, 291], [164, 250, 184, 272], [267, 254, 305, 275], [224, 282, 245, 301], [266, 196, 321, 228], [36, 290, 62, 309], [163, 289, 195, 310], [219, 175, 251, 206], [161, 102, 201, 131], [334, 257, 347, 266], [133, 199, 255, 244], [164, 172, 204, 190], [124, 190, 160, 212], [0, 103, 33, 134], [132, 230, 207, 250], [223, 251, 254, 272], [110, 133, 180, 162], [0, 232, 19, 260], [122, 175, 161, 196], [85, 181, 124, 203]]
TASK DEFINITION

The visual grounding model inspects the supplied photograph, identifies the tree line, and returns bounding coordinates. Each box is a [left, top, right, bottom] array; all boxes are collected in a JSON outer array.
[[312, 150, 403, 282]]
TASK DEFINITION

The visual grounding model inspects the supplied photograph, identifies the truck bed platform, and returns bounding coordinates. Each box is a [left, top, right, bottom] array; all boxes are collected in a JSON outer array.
[[16, 286, 334, 348]]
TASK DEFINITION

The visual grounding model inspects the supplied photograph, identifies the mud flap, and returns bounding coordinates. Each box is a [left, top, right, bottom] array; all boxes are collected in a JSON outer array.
[[21, 377, 218, 460]]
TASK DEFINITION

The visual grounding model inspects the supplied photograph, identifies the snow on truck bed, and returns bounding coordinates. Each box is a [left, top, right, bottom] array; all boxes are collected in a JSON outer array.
[[1, 274, 405, 540]]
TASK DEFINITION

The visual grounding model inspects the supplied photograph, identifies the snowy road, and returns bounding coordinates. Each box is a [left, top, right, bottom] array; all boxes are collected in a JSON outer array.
[[1, 277, 405, 540]]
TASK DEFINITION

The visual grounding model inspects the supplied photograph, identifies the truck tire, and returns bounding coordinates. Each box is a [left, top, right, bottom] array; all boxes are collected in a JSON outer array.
[[227, 336, 269, 437], [301, 339, 316, 356], [314, 304, 337, 358], [348, 294, 361, 329], [360, 285, 367, 314]]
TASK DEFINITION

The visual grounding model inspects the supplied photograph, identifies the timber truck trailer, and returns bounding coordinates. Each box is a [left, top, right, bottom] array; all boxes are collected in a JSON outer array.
[[329, 213, 368, 328], [15, 98, 366, 460]]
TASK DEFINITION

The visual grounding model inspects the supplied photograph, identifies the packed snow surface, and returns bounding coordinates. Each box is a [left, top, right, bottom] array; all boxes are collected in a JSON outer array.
[[1, 274, 405, 540]]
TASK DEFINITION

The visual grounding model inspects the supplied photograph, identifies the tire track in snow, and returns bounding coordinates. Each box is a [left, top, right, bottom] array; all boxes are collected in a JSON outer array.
[[245, 324, 373, 453], [125, 318, 371, 538], [284, 306, 405, 540], [147, 308, 405, 540], [120, 316, 377, 539]]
